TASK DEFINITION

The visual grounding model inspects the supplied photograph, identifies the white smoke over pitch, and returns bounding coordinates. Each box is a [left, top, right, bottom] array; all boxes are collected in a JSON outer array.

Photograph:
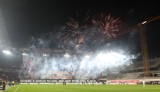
[[20, 49, 135, 79]]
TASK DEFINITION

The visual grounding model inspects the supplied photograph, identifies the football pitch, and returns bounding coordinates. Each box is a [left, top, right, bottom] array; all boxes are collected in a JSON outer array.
[[3, 84, 160, 92]]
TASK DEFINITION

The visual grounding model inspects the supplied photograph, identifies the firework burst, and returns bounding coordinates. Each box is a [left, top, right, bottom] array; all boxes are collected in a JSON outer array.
[[60, 12, 90, 51], [66, 17, 87, 33], [92, 13, 121, 42]]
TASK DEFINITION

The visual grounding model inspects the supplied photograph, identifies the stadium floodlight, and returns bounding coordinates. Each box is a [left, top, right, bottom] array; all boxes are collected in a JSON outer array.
[[64, 53, 70, 58], [85, 55, 90, 58], [43, 54, 49, 57], [141, 21, 147, 24], [2, 50, 12, 55], [22, 53, 28, 56]]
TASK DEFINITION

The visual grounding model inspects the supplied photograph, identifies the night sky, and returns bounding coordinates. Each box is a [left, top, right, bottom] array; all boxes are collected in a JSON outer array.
[[0, 0, 160, 58]]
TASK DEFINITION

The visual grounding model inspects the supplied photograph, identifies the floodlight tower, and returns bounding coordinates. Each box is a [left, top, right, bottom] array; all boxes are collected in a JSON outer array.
[[138, 24, 151, 77], [117, 16, 160, 77], [138, 16, 160, 77]]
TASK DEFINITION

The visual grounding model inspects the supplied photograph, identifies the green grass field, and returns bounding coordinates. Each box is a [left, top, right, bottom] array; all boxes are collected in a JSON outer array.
[[3, 84, 160, 92]]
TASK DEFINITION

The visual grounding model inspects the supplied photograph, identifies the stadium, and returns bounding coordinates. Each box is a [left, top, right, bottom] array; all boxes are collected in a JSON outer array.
[[0, 0, 160, 92]]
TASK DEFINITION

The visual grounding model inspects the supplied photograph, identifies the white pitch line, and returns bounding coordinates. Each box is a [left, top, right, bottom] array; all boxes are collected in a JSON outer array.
[[14, 85, 20, 92]]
